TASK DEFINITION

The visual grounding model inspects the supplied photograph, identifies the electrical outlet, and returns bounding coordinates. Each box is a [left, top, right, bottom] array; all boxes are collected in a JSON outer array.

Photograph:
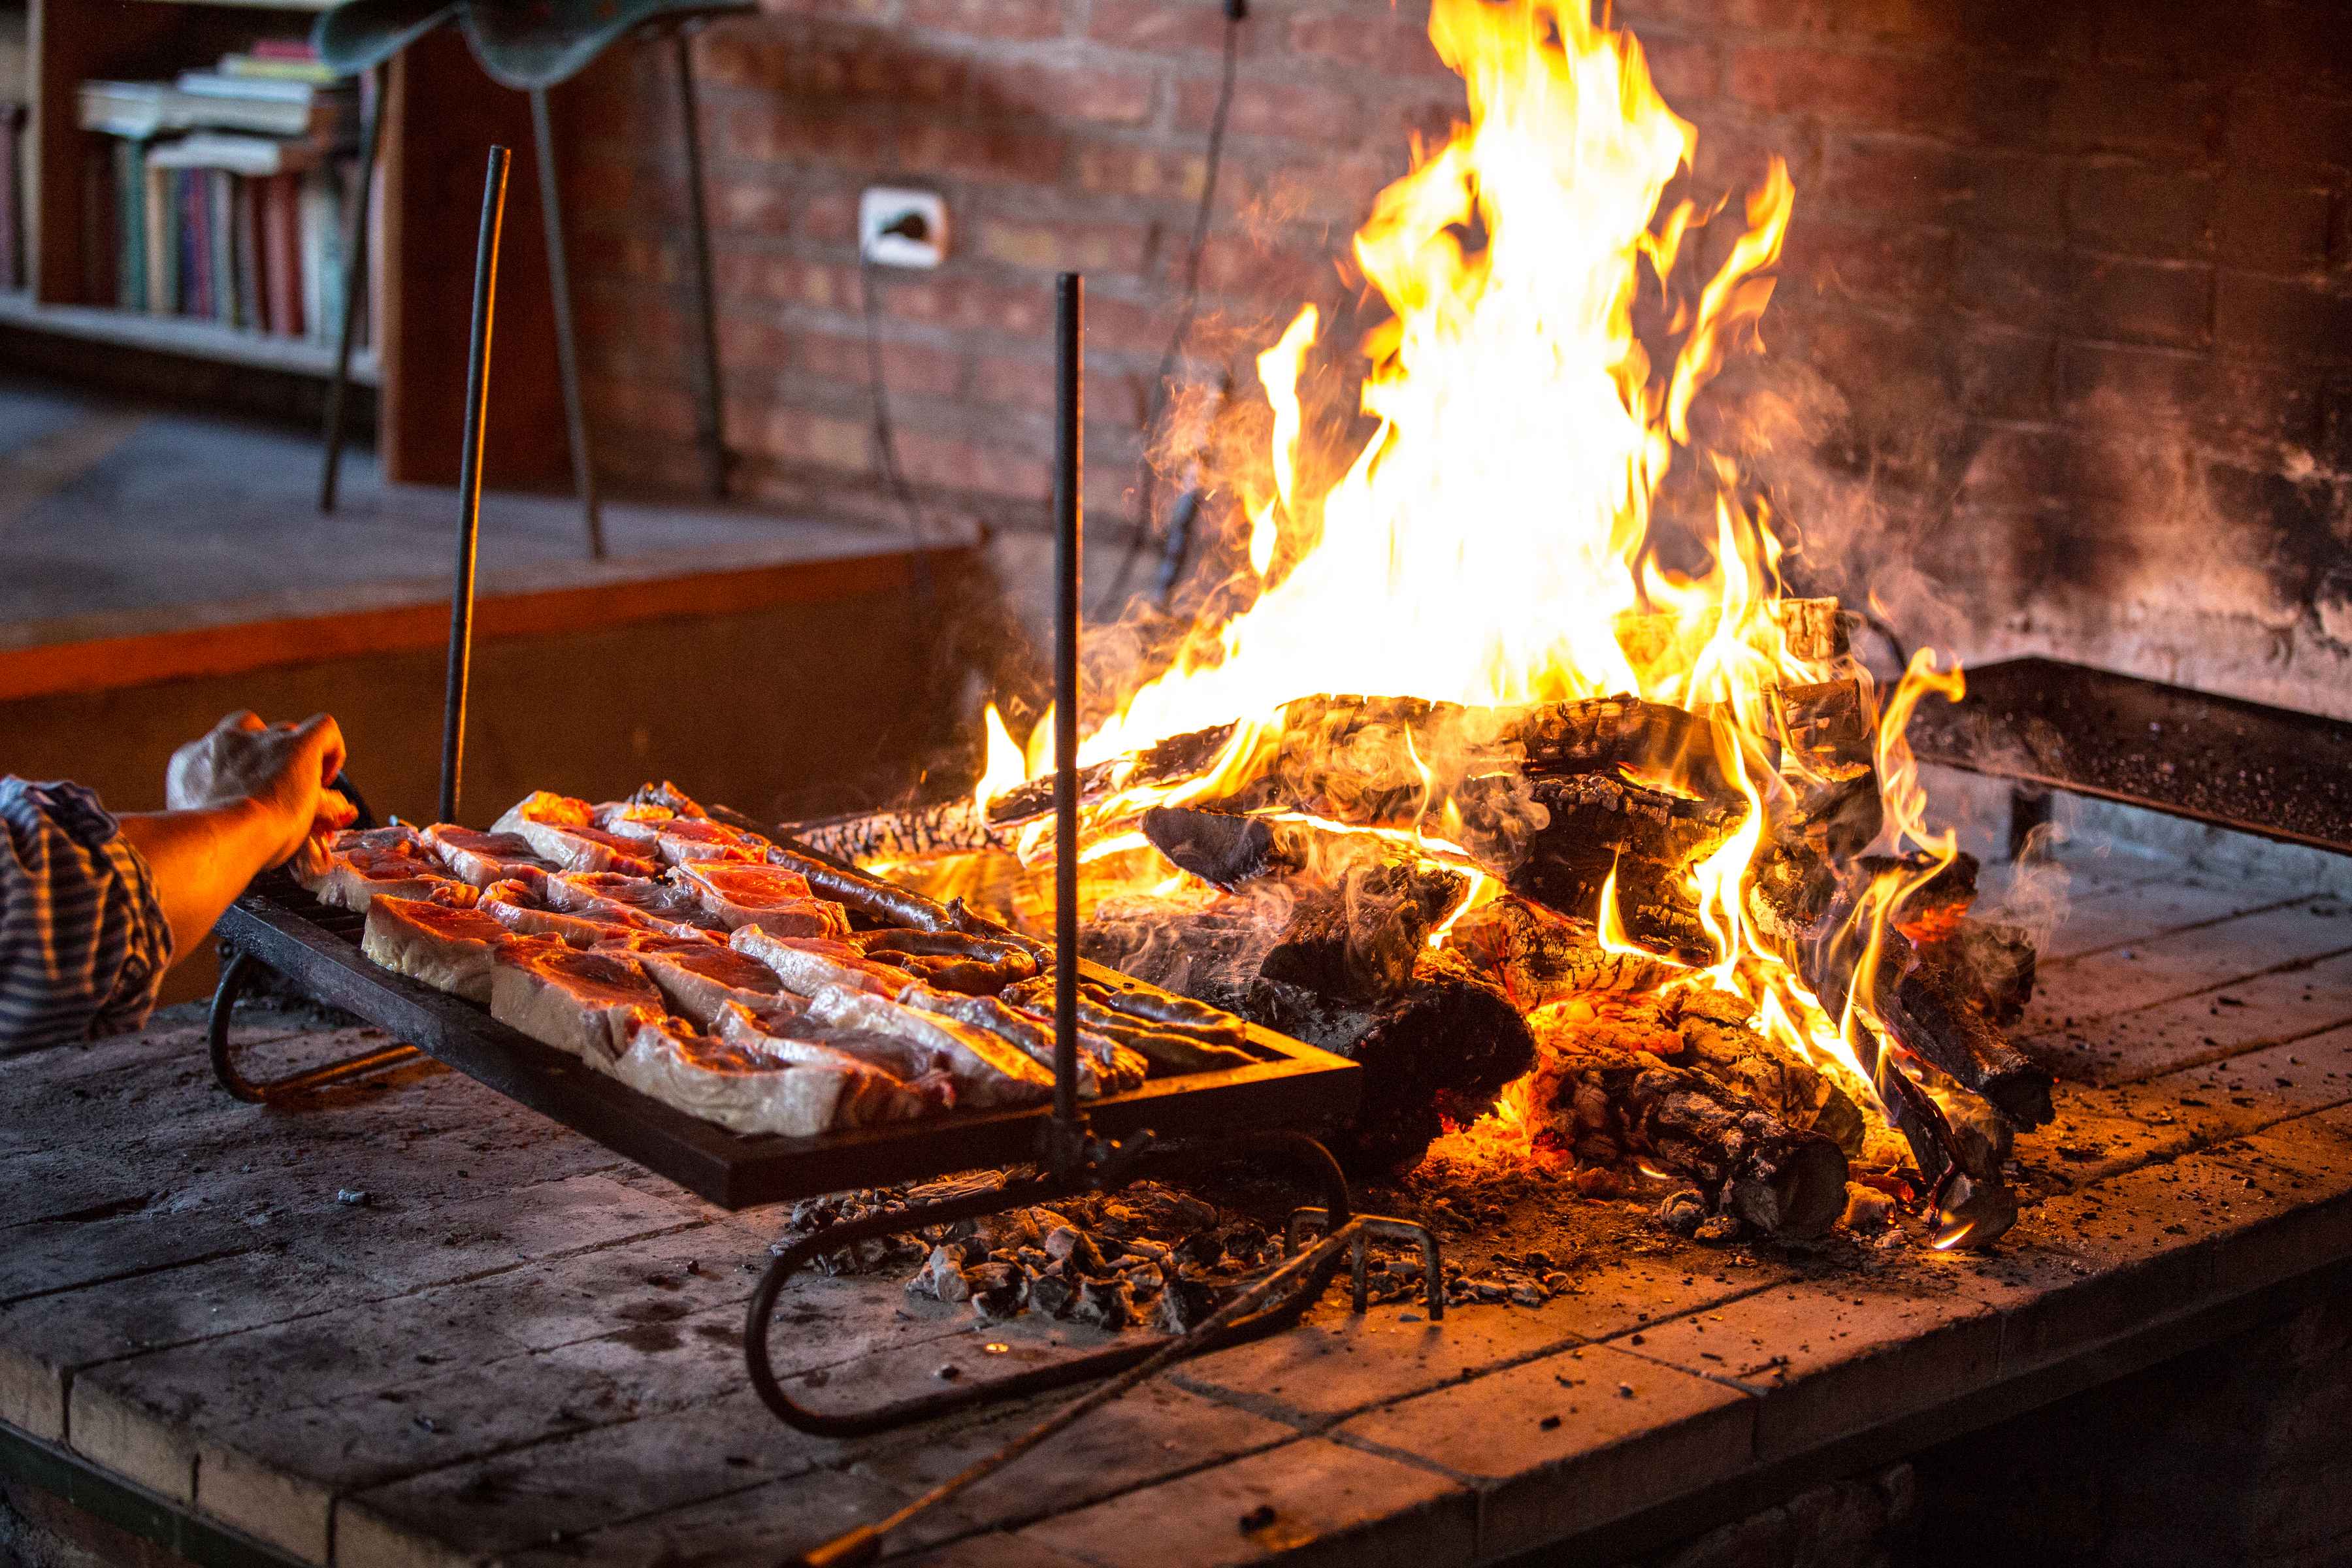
[[859, 188, 949, 269]]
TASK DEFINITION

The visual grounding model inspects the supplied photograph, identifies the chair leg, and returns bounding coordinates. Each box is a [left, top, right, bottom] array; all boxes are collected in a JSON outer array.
[[530, 86, 604, 560], [672, 27, 727, 500], [319, 64, 387, 514]]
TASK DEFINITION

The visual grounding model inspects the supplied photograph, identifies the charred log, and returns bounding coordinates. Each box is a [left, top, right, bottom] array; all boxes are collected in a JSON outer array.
[[1248, 952, 1537, 1175], [1139, 806, 1301, 889], [1909, 915, 2037, 1026], [1257, 857, 1468, 1003], [1532, 1032, 1849, 1239], [1612, 596, 1851, 673], [1445, 897, 1675, 1007]]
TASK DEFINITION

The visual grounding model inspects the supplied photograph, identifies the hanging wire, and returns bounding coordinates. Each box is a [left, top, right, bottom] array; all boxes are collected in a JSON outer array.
[[1106, 0, 1248, 608]]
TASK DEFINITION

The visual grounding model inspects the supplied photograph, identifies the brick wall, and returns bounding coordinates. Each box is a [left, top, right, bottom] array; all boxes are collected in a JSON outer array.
[[559, 0, 2352, 716]]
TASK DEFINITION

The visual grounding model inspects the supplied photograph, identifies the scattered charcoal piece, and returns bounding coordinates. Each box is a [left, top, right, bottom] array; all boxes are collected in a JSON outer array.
[[966, 1262, 1025, 1322], [935, 1364, 961, 1381], [1155, 1274, 1222, 1333], [1043, 1226, 1108, 1274], [1693, 1214, 1746, 1244], [1173, 1229, 1226, 1269], [336, 1188, 371, 1207], [1656, 1192, 1706, 1236], [1070, 1278, 1135, 1331], [1028, 1273, 1075, 1319], [1239, 1505, 1279, 1534], [1840, 1184, 1895, 1233]]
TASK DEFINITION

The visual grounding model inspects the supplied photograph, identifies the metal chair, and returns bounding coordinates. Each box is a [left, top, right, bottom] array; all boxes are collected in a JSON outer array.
[[312, 0, 749, 556]]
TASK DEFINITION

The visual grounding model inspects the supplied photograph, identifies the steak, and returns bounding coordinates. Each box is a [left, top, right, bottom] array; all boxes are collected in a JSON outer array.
[[668, 860, 851, 939], [803, 985, 1056, 1106], [623, 937, 787, 1028], [300, 829, 459, 912], [423, 825, 557, 888], [730, 928, 917, 998], [488, 943, 666, 1064], [611, 1016, 928, 1135], [361, 895, 528, 1004]]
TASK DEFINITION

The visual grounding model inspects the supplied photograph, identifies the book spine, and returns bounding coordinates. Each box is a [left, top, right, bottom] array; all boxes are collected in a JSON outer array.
[[116, 140, 143, 310], [179, 169, 203, 318], [299, 170, 325, 344], [235, 176, 262, 333], [210, 170, 235, 326], [0, 105, 21, 293], [144, 160, 170, 314], [262, 172, 299, 337]]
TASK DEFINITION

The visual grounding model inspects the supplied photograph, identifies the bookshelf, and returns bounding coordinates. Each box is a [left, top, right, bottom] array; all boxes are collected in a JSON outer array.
[[11, 0, 571, 487]]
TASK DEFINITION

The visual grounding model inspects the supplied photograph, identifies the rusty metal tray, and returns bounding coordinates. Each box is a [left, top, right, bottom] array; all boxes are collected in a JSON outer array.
[[210, 877, 1362, 1210]]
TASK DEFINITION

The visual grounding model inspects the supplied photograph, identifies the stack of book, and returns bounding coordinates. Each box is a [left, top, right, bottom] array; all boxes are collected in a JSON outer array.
[[77, 42, 366, 342]]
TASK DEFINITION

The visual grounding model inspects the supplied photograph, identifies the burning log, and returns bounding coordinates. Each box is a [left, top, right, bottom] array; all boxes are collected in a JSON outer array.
[[1910, 916, 2037, 1026], [1257, 856, 1469, 1004], [1446, 897, 1676, 1007], [1529, 1023, 1849, 1239], [1138, 806, 1302, 889], [1085, 897, 1535, 1174]]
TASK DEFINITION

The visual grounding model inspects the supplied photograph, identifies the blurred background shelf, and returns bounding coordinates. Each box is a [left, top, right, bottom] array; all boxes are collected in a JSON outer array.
[[0, 290, 378, 382]]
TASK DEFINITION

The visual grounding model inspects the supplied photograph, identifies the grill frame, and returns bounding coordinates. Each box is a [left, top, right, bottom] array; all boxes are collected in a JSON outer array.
[[210, 875, 1364, 1209]]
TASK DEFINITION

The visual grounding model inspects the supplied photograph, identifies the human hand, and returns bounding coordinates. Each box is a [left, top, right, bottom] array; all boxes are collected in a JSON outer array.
[[167, 711, 357, 868]]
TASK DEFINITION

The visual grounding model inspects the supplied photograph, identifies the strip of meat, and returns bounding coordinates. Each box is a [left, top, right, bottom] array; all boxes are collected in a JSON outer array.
[[422, 825, 558, 889], [802, 985, 1055, 1106], [488, 943, 667, 1064], [609, 1015, 928, 1135], [601, 810, 764, 866], [621, 936, 786, 1029], [1001, 973, 1252, 1051], [361, 894, 526, 1004], [299, 830, 459, 912], [894, 953, 1020, 995], [713, 1000, 948, 1094], [763, 845, 966, 931], [549, 872, 725, 938], [852, 928, 1037, 974], [668, 861, 850, 939], [478, 880, 647, 949], [1001, 978, 1256, 1075], [900, 983, 1147, 1094], [943, 897, 1052, 964], [729, 928, 916, 999], [491, 794, 662, 878]]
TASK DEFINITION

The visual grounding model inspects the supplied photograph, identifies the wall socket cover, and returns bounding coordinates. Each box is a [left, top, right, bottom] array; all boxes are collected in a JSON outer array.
[[859, 188, 949, 269]]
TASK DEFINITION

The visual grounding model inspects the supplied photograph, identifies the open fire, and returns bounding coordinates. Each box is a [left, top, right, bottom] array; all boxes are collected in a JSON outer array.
[[808, 0, 2049, 1249]]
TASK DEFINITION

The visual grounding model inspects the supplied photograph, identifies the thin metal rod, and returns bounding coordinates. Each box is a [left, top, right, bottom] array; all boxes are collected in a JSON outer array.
[[319, 64, 387, 514], [1052, 272, 1083, 1130], [530, 88, 604, 560], [672, 29, 727, 499], [444, 145, 508, 827]]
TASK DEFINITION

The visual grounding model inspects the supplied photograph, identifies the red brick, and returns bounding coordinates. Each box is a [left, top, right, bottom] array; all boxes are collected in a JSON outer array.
[[1075, 144, 1209, 201], [795, 191, 860, 246], [973, 353, 1057, 413], [1626, 0, 2093, 58], [905, 0, 1064, 41], [722, 103, 893, 167], [585, 380, 696, 444], [1641, 37, 1720, 109], [2216, 272, 2352, 361], [692, 31, 968, 105], [2078, 255, 2213, 347], [1173, 76, 1363, 144], [2061, 341, 2323, 446], [728, 398, 872, 472], [2051, 69, 2219, 157], [877, 274, 1056, 336], [1194, 233, 1341, 301], [894, 431, 1052, 499], [715, 252, 864, 312], [975, 217, 1154, 276], [2213, 179, 2333, 275], [1814, 137, 2066, 236], [2067, 163, 2214, 259], [1284, 8, 1445, 80], [2223, 89, 2352, 176], [711, 179, 794, 237], [1088, 0, 1241, 56], [970, 59, 1158, 127], [1781, 217, 1953, 308], [789, 331, 966, 396], [896, 120, 1069, 186], [1728, 46, 2054, 145]]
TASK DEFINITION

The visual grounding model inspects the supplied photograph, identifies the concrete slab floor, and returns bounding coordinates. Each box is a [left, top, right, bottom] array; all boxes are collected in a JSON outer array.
[[0, 374, 921, 638]]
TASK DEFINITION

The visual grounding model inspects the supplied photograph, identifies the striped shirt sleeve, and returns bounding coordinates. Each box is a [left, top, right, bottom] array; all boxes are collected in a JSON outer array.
[[0, 777, 175, 1054]]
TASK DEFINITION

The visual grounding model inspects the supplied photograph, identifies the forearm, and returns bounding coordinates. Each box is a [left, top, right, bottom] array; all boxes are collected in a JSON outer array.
[[116, 799, 284, 961]]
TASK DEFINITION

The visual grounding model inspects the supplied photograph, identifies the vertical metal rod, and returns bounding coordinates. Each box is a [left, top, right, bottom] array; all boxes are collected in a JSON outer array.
[[319, 63, 387, 514], [530, 88, 605, 561], [443, 146, 509, 827], [672, 28, 727, 500], [1051, 272, 1084, 1131]]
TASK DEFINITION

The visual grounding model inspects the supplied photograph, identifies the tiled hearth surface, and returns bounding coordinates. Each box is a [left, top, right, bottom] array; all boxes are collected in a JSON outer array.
[[2, 826, 2349, 1568]]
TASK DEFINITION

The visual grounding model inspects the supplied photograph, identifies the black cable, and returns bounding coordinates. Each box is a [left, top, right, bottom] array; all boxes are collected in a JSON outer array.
[[1106, 0, 1247, 607]]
